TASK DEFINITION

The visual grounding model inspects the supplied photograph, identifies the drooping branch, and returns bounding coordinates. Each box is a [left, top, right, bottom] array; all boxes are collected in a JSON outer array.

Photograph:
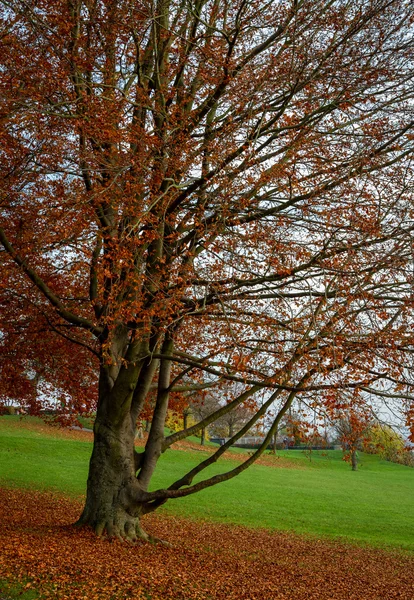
[[158, 388, 282, 495], [143, 372, 313, 504]]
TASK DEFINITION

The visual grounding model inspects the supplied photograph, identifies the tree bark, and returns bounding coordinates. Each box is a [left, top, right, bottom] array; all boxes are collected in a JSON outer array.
[[77, 407, 149, 539], [76, 330, 175, 541], [77, 365, 152, 541]]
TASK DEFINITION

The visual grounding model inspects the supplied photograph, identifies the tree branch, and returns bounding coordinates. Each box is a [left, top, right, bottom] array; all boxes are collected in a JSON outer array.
[[0, 227, 102, 336]]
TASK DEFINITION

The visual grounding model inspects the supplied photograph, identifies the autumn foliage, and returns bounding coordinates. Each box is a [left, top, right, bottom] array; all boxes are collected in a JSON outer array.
[[1, 0, 414, 538]]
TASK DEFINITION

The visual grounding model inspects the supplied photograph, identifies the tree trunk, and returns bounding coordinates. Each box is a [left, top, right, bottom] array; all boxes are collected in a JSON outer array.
[[77, 336, 172, 541], [77, 389, 150, 541], [200, 427, 205, 446], [351, 449, 358, 471]]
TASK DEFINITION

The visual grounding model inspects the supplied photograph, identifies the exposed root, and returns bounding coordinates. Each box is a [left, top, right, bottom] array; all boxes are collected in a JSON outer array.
[[124, 520, 136, 540], [76, 497, 173, 544], [150, 536, 173, 548], [135, 521, 173, 547], [75, 514, 172, 545]]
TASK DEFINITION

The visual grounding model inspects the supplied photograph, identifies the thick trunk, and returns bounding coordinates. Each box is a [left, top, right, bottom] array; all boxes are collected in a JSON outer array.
[[77, 336, 172, 541], [77, 407, 149, 540]]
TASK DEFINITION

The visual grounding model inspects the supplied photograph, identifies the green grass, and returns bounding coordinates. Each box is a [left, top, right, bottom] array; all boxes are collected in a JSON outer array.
[[0, 417, 91, 496], [1, 415, 413, 551], [0, 580, 39, 599]]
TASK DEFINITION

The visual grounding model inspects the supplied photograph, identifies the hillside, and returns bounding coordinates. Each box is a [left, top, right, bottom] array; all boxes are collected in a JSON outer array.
[[1, 415, 413, 550]]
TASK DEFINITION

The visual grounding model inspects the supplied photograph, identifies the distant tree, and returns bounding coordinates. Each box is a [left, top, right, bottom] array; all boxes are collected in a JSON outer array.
[[333, 404, 373, 471], [211, 405, 252, 438], [189, 393, 221, 446], [181, 405, 192, 432], [366, 424, 413, 466], [201, 381, 258, 439], [279, 410, 310, 447]]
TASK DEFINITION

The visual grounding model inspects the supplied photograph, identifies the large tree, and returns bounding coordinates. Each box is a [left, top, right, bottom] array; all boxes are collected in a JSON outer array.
[[1, 0, 414, 540]]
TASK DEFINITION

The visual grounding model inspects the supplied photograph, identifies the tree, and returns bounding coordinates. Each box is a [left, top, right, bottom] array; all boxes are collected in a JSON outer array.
[[1, 0, 414, 541], [366, 423, 414, 466], [188, 392, 221, 445], [332, 405, 373, 471], [198, 381, 258, 438], [210, 402, 254, 438]]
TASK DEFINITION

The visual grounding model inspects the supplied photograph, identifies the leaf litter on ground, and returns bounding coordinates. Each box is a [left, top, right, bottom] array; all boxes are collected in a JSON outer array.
[[1, 488, 413, 600]]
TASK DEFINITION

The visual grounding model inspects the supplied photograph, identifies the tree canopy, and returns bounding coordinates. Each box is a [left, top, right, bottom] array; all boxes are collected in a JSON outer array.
[[1, 0, 414, 539]]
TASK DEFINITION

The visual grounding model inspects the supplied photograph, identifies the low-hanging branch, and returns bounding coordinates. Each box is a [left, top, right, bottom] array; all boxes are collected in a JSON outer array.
[[158, 388, 282, 495], [163, 384, 262, 450], [143, 373, 312, 505]]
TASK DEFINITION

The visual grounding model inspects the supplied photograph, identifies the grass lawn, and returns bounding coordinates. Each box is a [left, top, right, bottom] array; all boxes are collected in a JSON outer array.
[[1, 415, 413, 551]]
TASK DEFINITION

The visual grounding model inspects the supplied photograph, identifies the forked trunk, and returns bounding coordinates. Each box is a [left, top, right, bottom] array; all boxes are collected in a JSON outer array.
[[77, 341, 169, 541], [77, 408, 148, 541]]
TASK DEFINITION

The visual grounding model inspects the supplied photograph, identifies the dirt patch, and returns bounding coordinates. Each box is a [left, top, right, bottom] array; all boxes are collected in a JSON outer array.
[[0, 487, 413, 600]]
